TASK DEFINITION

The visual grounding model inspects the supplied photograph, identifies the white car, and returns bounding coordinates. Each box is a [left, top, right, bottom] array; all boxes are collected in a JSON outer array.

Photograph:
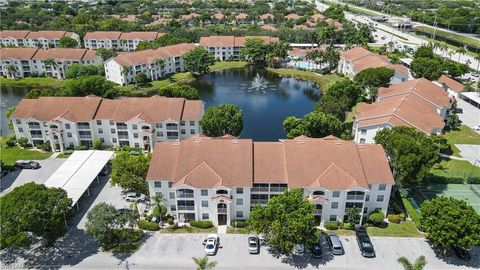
[[294, 243, 305, 255], [123, 192, 146, 202], [203, 234, 219, 255], [474, 125, 480, 131]]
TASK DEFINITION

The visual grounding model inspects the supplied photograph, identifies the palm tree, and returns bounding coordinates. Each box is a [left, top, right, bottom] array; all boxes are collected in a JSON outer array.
[[448, 50, 454, 60], [155, 58, 165, 69], [456, 47, 466, 62], [6, 64, 17, 78], [122, 65, 132, 79], [387, 41, 394, 53], [397, 256, 427, 270], [192, 256, 217, 270], [474, 53, 480, 71]]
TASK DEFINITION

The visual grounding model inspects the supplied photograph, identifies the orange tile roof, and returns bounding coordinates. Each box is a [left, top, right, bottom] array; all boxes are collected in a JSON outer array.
[[261, 24, 277, 32], [111, 43, 195, 66], [181, 12, 201, 20], [0, 48, 38, 60], [260, 13, 274, 20], [235, 13, 248, 20], [294, 25, 311, 31], [25, 31, 73, 39], [378, 78, 450, 108], [342, 47, 409, 75], [311, 13, 327, 22], [0, 30, 30, 39], [437, 75, 465, 93], [84, 31, 122, 40], [147, 136, 394, 189], [119, 32, 164, 40], [199, 36, 279, 47], [32, 48, 94, 61], [212, 13, 225, 20], [285, 13, 301, 20]]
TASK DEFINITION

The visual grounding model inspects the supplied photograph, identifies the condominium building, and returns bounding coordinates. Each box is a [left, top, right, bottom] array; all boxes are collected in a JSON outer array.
[[147, 135, 394, 227], [338, 47, 410, 84], [199, 36, 279, 61], [0, 48, 102, 79], [353, 78, 452, 144], [83, 31, 164, 51], [435, 75, 467, 98], [0, 30, 81, 49], [10, 96, 204, 152], [104, 43, 195, 85]]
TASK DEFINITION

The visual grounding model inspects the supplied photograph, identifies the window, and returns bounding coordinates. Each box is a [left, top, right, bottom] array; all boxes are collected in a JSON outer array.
[[379, 184, 386, 191], [363, 207, 368, 214], [368, 184, 372, 190], [376, 195, 384, 202], [202, 213, 209, 220], [157, 131, 163, 137], [111, 128, 116, 134], [190, 129, 196, 134], [190, 121, 195, 126], [180, 121, 185, 126], [156, 123, 163, 128], [201, 200, 208, 207], [329, 215, 337, 222], [168, 182, 173, 188], [154, 181, 162, 188], [170, 205, 176, 212], [331, 202, 339, 209], [236, 187, 243, 194], [236, 198, 243, 205], [18, 128, 23, 132], [69, 142, 74, 147], [67, 132, 72, 138], [236, 211, 243, 218], [98, 128, 103, 134], [365, 195, 370, 201], [201, 189, 208, 196], [133, 133, 138, 138], [360, 138, 366, 143], [100, 138, 105, 143], [96, 120, 101, 125], [109, 120, 114, 125], [313, 191, 325, 196], [169, 192, 175, 199], [132, 124, 137, 130], [361, 129, 367, 135], [181, 129, 186, 135], [65, 123, 70, 129], [15, 119, 21, 124], [332, 191, 340, 198], [112, 138, 117, 143]]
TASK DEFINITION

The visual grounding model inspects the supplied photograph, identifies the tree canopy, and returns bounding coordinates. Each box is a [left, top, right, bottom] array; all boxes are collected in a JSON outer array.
[[110, 152, 151, 194], [59, 36, 78, 48], [354, 67, 394, 100], [183, 47, 216, 75], [420, 196, 480, 250], [249, 189, 317, 254], [0, 183, 73, 248], [200, 104, 243, 137], [158, 85, 200, 100], [374, 126, 447, 187], [61, 75, 118, 98], [65, 64, 104, 78], [136, 33, 189, 51], [283, 111, 343, 139], [85, 203, 124, 249]]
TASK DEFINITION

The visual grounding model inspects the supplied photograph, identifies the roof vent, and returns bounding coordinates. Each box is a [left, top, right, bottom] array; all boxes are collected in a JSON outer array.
[[335, 140, 342, 145], [172, 142, 180, 146], [194, 139, 202, 144], [297, 141, 305, 145], [233, 139, 239, 144]]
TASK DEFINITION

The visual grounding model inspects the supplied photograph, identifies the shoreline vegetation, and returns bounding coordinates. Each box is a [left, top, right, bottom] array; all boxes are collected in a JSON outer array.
[[266, 68, 344, 90]]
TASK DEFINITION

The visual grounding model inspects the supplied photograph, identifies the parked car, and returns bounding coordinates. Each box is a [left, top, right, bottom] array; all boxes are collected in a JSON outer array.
[[355, 226, 375, 258], [14, 160, 40, 170], [123, 192, 146, 202], [473, 125, 480, 131], [454, 108, 463, 113], [294, 243, 305, 255], [203, 234, 219, 256], [310, 242, 323, 258], [248, 235, 260, 254], [326, 233, 344, 255], [452, 246, 471, 261]]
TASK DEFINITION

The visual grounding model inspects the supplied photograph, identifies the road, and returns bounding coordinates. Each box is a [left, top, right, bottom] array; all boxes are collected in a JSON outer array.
[[316, 1, 480, 72]]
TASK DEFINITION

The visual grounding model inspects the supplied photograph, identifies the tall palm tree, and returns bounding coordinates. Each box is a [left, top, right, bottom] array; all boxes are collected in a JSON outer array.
[[474, 53, 480, 71], [6, 64, 17, 78], [397, 256, 427, 270], [447, 50, 454, 60], [192, 256, 217, 270], [155, 58, 165, 69], [456, 47, 466, 62], [44, 58, 57, 70], [387, 41, 394, 53]]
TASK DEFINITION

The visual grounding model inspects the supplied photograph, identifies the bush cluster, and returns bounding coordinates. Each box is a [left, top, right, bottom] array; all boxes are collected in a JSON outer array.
[[324, 222, 339, 230], [368, 209, 385, 226], [231, 220, 248, 228], [5, 135, 16, 147], [167, 217, 174, 225], [189, 220, 213, 229], [402, 197, 421, 229], [137, 220, 160, 231], [387, 214, 405, 224], [74, 145, 89, 150]]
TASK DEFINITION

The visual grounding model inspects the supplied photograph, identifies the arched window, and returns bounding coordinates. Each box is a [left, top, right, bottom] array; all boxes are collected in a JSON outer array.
[[177, 189, 194, 198], [216, 190, 228, 195], [347, 191, 365, 200], [312, 191, 325, 196]]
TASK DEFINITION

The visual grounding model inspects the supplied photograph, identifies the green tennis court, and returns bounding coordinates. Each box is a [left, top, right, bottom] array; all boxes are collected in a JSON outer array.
[[407, 184, 480, 214]]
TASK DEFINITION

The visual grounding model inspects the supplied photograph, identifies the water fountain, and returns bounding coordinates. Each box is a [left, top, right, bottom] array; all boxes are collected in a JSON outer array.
[[241, 73, 275, 93]]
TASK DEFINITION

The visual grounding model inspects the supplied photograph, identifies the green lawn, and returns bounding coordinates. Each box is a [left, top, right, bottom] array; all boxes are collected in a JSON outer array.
[[0, 140, 52, 167], [227, 227, 250, 234], [0, 77, 67, 89], [160, 226, 217, 234], [429, 158, 480, 181], [367, 221, 424, 237], [266, 68, 344, 90], [414, 26, 480, 50], [345, 102, 365, 124], [211, 61, 247, 71], [443, 125, 480, 157]]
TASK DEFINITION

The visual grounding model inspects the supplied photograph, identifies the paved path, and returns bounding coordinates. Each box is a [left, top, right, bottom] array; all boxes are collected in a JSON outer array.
[[440, 153, 467, 161], [456, 99, 480, 133], [456, 144, 480, 167], [217, 225, 227, 234]]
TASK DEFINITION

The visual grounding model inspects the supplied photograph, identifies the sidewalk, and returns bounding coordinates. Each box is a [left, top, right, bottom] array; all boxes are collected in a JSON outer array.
[[217, 225, 227, 234]]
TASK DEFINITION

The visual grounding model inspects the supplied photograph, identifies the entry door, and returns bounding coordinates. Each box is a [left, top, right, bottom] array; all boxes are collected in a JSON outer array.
[[218, 214, 227, 225]]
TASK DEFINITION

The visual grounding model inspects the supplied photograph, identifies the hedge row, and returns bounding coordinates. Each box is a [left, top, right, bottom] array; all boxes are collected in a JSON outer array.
[[401, 197, 421, 229], [190, 220, 214, 229], [231, 220, 248, 228], [137, 220, 160, 231], [324, 222, 339, 230]]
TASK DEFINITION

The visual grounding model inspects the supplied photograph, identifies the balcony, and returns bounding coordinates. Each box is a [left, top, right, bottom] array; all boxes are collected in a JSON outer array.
[[250, 199, 268, 205], [79, 135, 92, 139], [118, 135, 129, 140], [31, 134, 43, 139], [270, 187, 287, 193], [177, 206, 195, 211], [116, 126, 127, 130], [346, 195, 365, 201], [177, 193, 194, 199], [251, 187, 269, 192], [166, 126, 178, 131]]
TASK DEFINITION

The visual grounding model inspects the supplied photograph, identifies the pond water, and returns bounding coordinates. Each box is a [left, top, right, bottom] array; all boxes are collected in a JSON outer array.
[[191, 68, 321, 141], [1, 87, 29, 136]]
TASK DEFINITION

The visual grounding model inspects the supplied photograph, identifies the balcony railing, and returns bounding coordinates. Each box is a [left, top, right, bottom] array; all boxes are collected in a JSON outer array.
[[31, 134, 43, 138], [315, 209, 322, 215], [166, 126, 178, 131], [346, 195, 365, 201], [118, 135, 129, 140], [251, 187, 269, 192], [270, 187, 287, 192], [79, 135, 92, 139], [217, 208, 227, 214], [116, 126, 127, 130], [167, 136, 178, 140], [177, 206, 195, 211], [28, 124, 41, 129], [177, 193, 194, 199], [250, 199, 268, 204], [345, 208, 362, 214]]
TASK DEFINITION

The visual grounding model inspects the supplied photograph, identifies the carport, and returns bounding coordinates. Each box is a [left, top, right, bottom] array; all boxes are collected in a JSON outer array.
[[44, 150, 114, 209], [460, 92, 480, 108]]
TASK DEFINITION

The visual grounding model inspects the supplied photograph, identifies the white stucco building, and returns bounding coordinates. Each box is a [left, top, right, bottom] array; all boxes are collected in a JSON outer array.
[[353, 78, 452, 144], [104, 43, 195, 85], [10, 96, 204, 152], [199, 36, 279, 61], [0, 48, 102, 79], [338, 47, 411, 84], [83, 31, 164, 51], [147, 135, 395, 227], [0, 30, 80, 49]]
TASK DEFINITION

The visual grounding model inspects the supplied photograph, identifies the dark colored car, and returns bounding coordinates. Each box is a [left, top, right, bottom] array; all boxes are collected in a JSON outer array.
[[355, 226, 375, 258], [311, 242, 322, 258], [15, 160, 40, 169], [452, 246, 471, 261], [454, 108, 463, 114]]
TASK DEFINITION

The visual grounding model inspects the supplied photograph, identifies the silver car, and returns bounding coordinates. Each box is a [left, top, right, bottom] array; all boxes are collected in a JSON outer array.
[[326, 233, 344, 255], [248, 235, 259, 254]]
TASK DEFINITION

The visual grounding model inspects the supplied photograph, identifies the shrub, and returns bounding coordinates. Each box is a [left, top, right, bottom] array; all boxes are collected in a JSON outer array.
[[137, 220, 160, 231], [324, 222, 339, 230], [368, 209, 385, 225], [189, 220, 213, 229], [402, 197, 421, 229], [38, 140, 51, 152], [231, 220, 248, 228], [342, 223, 354, 230], [17, 137, 29, 148], [74, 145, 89, 150], [399, 213, 406, 220], [5, 135, 16, 147], [63, 150, 74, 155], [387, 214, 401, 224], [93, 139, 104, 150], [167, 217, 174, 225]]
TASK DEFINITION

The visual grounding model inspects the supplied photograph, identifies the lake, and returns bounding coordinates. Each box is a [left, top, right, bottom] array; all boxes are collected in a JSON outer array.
[[1, 87, 29, 136], [191, 68, 321, 141]]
